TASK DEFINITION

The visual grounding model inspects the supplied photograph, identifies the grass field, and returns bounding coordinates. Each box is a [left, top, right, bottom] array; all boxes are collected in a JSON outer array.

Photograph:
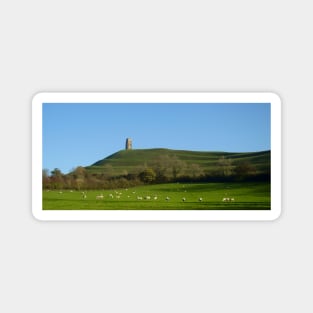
[[43, 182, 270, 210], [87, 148, 270, 176]]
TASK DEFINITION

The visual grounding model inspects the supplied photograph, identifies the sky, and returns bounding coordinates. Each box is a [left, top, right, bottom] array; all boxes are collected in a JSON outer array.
[[43, 103, 271, 174]]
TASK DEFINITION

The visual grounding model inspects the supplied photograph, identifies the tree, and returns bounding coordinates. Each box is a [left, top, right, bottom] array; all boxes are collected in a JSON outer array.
[[170, 156, 187, 180], [139, 168, 156, 183], [217, 156, 233, 177], [151, 155, 171, 181], [70, 166, 87, 190], [73, 166, 86, 178], [151, 155, 187, 182], [42, 169, 51, 189], [189, 163, 204, 179], [234, 161, 256, 180], [50, 168, 64, 189]]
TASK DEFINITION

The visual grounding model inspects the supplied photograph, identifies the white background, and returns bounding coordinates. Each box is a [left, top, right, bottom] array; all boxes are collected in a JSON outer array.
[[0, 1, 312, 312]]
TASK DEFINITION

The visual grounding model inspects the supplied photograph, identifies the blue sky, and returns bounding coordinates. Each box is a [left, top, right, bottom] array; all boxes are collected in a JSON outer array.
[[43, 103, 270, 174]]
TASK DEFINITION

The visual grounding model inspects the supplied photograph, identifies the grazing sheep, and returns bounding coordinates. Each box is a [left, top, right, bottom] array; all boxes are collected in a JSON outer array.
[[137, 196, 143, 200], [96, 194, 104, 200], [153, 196, 158, 200], [182, 197, 186, 202], [166, 197, 170, 201], [81, 192, 87, 199], [145, 196, 151, 200], [199, 197, 203, 202], [223, 197, 233, 202]]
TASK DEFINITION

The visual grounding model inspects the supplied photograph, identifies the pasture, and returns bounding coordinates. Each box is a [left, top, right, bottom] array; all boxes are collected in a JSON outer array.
[[43, 182, 270, 210], [88, 148, 270, 177]]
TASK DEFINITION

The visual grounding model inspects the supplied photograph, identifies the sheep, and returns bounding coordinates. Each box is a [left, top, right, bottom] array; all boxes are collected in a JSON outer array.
[[137, 196, 143, 200], [166, 197, 170, 201], [96, 194, 104, 200], [222, 197, 234, 202], [145, 196, 151, 200], [81, 192, 87, 199], [153, 196, 158, 200], [199, 197, 203, 202], [182, 197, 186, 202]]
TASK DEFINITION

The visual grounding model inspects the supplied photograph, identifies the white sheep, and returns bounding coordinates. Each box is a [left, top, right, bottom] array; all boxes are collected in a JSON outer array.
[[182, 197, 186, 202], [199, 197, 203, 202], [222, 197, 232, 202], [166, 197, 170, 201], [96, 194, 104, 200]]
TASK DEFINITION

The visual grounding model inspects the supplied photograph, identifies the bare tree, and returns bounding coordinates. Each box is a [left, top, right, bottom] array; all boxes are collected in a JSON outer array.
[[217, 156, 233, 177], [189, 163, 204, 179]]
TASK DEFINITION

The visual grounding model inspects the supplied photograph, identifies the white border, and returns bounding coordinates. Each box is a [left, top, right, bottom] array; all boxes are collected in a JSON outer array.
[[32, 92, 281, 221]]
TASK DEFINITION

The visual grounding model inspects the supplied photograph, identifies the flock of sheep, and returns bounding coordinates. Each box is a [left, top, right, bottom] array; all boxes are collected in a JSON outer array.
[[76, 190, 235, 203], [51, 189, 236, 203]]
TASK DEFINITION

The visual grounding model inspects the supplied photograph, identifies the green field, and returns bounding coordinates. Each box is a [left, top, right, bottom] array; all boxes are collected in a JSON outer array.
[[87, 148, 270, 176], [43, 182, 270, 210]]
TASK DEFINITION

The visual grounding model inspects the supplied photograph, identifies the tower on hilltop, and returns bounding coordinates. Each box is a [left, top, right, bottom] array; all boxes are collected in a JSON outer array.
[[125, 138, 132, 150]]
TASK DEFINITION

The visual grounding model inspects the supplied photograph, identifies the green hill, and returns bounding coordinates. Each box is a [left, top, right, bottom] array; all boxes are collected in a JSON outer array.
[[85, 148, 270, 177]]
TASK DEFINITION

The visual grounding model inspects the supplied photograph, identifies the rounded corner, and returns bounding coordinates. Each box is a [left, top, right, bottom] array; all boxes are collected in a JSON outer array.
[[267, 92, 282, 105], [32, 92, 46, 105], [269, 208, 282, 221], [32, 209, 45, 222]]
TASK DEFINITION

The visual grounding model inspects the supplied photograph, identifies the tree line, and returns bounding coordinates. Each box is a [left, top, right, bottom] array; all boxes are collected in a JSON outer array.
[[43, 154, 270, 190]]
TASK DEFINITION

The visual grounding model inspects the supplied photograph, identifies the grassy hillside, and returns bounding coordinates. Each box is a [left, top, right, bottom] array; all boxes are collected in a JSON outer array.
[[85, 148, 270, 177]]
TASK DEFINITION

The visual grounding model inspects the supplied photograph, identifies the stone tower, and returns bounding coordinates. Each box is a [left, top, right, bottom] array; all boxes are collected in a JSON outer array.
[[125, 138, 132, 150]]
